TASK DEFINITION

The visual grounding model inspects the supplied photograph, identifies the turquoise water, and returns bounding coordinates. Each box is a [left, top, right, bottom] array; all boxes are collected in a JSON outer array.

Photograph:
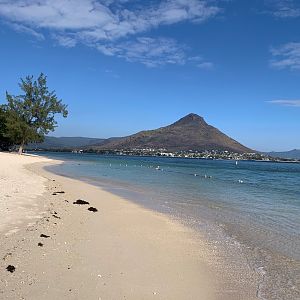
[[40, 152, 300, 299]]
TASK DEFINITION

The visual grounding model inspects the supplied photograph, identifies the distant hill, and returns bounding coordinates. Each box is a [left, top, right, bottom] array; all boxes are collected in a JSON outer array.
[[91, 113, 253, 153], [26, 136, 105, 150], [266, 149, 300, 160]]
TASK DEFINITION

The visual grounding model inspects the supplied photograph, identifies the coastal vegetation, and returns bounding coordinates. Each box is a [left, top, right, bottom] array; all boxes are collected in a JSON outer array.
[[0, 73, 68, 153], [0, 106, 13, 150]]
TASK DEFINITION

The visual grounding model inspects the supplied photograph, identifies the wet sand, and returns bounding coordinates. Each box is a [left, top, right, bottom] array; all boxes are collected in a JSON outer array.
[[0, 153, 258, 299]]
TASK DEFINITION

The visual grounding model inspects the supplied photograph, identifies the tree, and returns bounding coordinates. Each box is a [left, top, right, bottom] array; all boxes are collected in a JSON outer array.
[[3, 73, 68, 154], [0, 106, 14, 151]]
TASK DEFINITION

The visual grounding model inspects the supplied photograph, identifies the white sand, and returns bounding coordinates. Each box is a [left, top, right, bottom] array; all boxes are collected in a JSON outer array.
[[0, 153, 53, 234], [0, 152, 258, 299]]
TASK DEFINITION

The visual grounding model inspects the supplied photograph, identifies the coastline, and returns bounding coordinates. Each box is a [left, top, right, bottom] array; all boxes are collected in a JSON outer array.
[[27, 150, 300, 164], [0, 153, 258, 299]]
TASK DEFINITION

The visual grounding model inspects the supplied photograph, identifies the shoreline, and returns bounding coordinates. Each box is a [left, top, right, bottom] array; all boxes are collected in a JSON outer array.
[[46, 159, 300, 300], [0, 153, 258, 299], [27, 150, 300, 164]]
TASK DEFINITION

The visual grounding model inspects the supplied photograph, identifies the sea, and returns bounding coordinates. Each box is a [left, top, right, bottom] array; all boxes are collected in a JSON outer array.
[[37, 152, 300, 300]]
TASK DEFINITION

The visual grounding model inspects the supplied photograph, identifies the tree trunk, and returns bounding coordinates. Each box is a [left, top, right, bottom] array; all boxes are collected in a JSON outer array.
[[18, 141, 24, 155]]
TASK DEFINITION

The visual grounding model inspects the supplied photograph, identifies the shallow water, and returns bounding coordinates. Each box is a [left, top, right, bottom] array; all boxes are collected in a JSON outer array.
[[40, 152, 300, 299]]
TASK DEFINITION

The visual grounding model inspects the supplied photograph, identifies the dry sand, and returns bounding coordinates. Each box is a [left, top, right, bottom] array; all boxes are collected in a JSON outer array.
[[0, 153, 52, 235], [0, 152, 258, 299]]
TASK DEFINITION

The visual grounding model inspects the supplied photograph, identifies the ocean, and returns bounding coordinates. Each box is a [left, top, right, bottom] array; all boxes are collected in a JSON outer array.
[[39, 152, 299, 299]]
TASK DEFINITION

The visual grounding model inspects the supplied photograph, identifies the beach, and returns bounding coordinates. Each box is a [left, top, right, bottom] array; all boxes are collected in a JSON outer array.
[[0, 152, 258, 299]]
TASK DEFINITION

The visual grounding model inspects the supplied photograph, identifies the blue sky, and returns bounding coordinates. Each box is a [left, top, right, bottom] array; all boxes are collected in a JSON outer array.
[[0, 0, 300, 151]]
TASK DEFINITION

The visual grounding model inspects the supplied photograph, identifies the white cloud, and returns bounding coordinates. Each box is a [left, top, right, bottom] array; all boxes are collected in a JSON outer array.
[[268, 100, 300, 107], [187, 55, 213, 70], [97, 37, 187, 67], [0, 0, 219, 67], [266, 0, 300, 18], [0, 0, 115, 30], [7, 22, 44, 40], [52, 34, 77, 47], [104, 69, 120, 78], [270, 42, 300, 70], [0, 0, 219, 36], [197, 61, 214, 70]]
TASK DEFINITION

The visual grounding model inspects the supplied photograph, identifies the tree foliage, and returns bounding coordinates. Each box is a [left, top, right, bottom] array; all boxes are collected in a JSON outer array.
[[2, 73, 68, 153], [0, 106, 14, 150]]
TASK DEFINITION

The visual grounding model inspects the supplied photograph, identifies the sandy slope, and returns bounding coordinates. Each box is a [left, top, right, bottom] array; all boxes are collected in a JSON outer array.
[[0, 153, 258, 299]]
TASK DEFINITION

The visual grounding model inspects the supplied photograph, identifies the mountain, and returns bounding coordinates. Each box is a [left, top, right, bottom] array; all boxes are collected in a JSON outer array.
[[266, 149, 300, 160], [91, 113, 252, 153], [26, 136, 106, 150]]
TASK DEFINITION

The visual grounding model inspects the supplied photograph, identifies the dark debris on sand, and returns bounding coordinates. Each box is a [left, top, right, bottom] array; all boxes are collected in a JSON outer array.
[[38, 242, 44, 247], [40, 234, 50, 238], [6, 265, 15, 273], [52, 191, 65, 195], [73, 199, 90, 205], [88, 207, 98, 212]]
